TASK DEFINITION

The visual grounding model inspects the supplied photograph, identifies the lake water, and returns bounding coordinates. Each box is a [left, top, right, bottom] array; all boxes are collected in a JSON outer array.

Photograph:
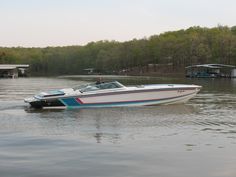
[[0, 77, 236, 177]]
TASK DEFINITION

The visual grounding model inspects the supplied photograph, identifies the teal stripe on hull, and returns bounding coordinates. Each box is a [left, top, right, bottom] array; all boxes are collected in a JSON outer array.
[[60, 98, 80, 106]]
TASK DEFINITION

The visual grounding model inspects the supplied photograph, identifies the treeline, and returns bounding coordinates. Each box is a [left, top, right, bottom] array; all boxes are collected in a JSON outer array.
[[1, 25, 236, 76]]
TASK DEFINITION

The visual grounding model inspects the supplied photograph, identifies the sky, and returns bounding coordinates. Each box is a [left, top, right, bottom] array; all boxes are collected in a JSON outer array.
[[0, 0, 236, 47]]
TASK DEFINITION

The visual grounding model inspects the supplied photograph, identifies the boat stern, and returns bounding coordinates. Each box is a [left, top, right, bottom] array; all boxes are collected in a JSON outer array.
[[24, 96, 44, 108], [24, 89, 67, 109]]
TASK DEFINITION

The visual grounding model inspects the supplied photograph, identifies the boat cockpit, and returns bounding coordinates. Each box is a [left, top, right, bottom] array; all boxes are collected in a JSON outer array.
[[73, 81, 125, 93]]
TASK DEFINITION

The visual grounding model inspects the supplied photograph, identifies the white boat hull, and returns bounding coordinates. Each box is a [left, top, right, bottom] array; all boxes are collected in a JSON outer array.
[[59, 87, 200, 108], [25, 82, 201, 109]]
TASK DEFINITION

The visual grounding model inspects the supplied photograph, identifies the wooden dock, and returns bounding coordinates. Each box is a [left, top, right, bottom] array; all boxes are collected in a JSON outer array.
[[0, 64, 29, 78], [185, 64, 236, 78]]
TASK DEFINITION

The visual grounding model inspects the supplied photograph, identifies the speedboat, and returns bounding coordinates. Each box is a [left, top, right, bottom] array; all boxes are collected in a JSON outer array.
[[24, 81, 201, 109]]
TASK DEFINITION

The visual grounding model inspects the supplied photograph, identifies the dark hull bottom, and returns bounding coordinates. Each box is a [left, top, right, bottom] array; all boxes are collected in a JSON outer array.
[[30, 99, 64, 109]]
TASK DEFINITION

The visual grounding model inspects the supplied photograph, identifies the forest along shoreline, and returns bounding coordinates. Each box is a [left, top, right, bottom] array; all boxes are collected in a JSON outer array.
[[0, 26, 236, 77]]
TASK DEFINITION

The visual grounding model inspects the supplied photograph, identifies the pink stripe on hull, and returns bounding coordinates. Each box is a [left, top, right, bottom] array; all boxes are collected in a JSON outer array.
[[75, 92, 195, 105], [75, 98, 84, 104]]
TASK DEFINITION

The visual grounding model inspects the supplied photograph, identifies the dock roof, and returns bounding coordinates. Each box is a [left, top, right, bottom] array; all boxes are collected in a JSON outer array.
[[185, 64, 236, 69], [0, 64, 29, 70]]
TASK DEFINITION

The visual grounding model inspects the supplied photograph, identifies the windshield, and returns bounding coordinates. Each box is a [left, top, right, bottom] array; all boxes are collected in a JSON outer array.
[[73, 81, 124, 92]]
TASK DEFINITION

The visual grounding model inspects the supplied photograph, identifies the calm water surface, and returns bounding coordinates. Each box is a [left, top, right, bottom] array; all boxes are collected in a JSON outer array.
[[0, 77, 236, 177]]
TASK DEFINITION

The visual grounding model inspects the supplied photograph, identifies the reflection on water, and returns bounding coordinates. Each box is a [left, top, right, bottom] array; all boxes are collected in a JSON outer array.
[[0, 77, 236, 177], [22, 105, 197, 142]]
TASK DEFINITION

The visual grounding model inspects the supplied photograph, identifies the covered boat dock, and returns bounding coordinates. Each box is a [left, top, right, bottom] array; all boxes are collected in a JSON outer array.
[[0, 64, 29, 78], [185, 64, 236, 78]]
